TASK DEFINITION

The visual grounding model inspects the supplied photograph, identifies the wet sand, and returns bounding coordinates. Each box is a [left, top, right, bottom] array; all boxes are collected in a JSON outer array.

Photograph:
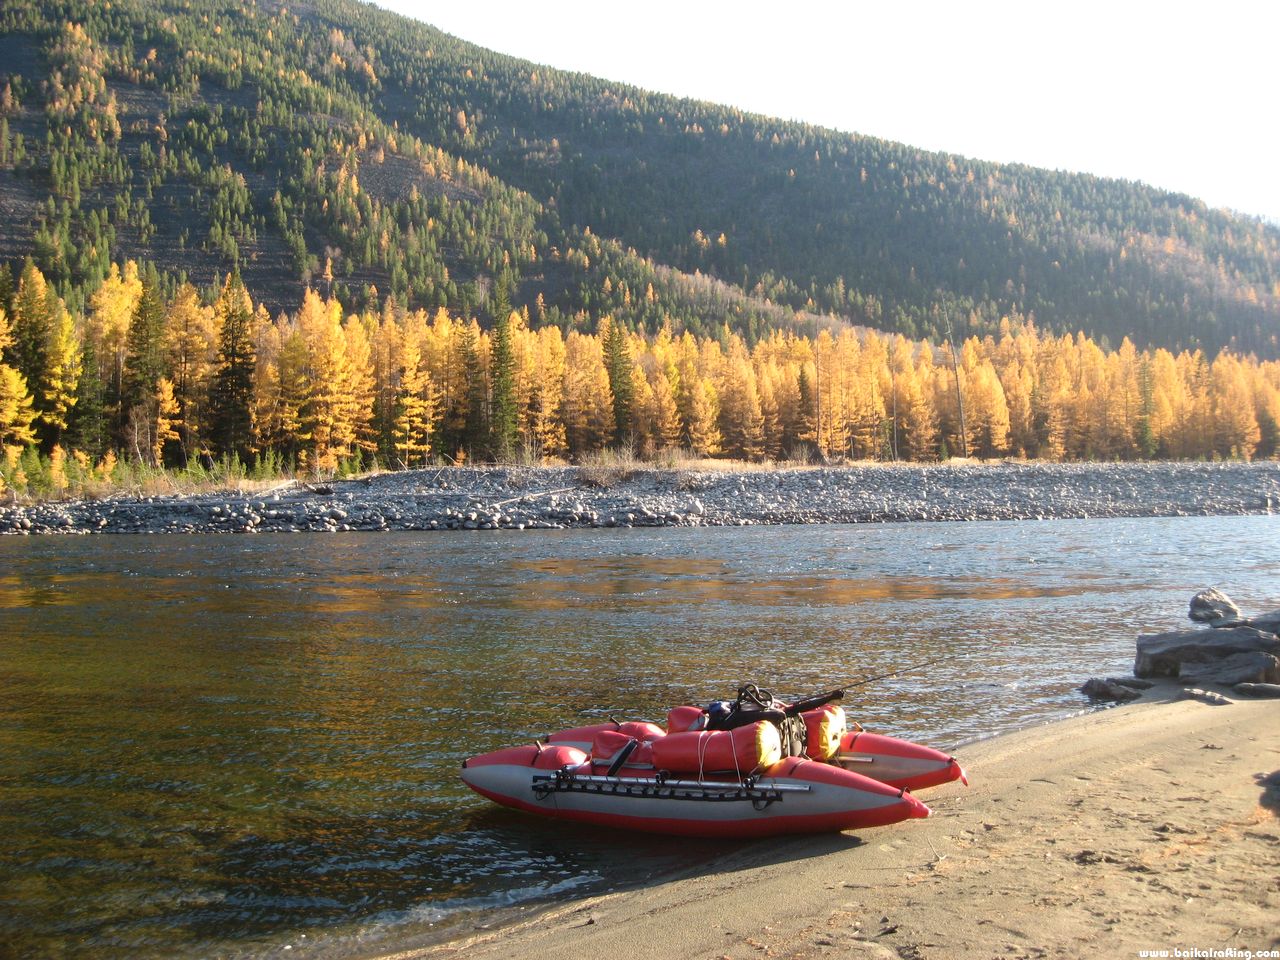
[[386, 684, 1279, 960]]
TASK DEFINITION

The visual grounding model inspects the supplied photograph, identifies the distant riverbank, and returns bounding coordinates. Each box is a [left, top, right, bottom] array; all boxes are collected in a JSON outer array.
[[2, 460, 1277, 535]]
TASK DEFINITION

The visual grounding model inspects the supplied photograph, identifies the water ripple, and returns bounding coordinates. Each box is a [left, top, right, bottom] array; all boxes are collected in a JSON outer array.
[[0, 515, 1276, 958]]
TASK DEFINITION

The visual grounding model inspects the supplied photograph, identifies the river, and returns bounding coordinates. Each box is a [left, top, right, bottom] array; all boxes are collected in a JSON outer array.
[[1, 516, 1276, 958]]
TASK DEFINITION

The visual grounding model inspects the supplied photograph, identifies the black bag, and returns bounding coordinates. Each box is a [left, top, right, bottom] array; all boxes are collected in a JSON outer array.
[[706, 683, 814, 758]]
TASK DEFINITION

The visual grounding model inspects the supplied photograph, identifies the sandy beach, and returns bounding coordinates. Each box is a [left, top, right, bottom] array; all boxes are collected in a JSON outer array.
[[389, 685, 1279, 960]]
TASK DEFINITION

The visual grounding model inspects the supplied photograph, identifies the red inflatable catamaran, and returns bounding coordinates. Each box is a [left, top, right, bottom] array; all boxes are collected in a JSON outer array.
[[461, 685, 965, 838]]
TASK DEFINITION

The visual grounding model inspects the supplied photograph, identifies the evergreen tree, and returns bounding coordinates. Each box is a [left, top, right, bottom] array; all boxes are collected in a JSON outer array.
[[68, 335, 108, 457], [208, 275, 257, 462], [461, 321, 488, 459], [1256, 392, 1280, 460], [601, 317, 634, 445], [122, 265, 167, 417], [0, 263, 13, 322], [9, 259, 49, 391], [10, 261, 81, 446], [489, 309, 518, 460], [489, 275, 512, 327], [796, 364, 817, 452]]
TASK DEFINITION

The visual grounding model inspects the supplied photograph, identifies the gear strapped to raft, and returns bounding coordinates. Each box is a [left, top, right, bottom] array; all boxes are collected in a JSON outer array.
[[704, 683, 846, 759]]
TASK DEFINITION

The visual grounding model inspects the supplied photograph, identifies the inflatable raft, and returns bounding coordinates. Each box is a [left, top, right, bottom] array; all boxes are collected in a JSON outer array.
[[461, 686, 965, 838], [837, 727, 968, 792]]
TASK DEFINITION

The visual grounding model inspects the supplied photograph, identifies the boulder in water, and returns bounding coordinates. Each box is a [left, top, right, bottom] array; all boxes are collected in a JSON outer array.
[[1243, 610, 1280, 634], [1080, 678, 1141, 702], [1108, 677, 1155, 690], [1135, 626, 1280, 679], [1188, 588, 1240, 625], [1176, 651, 1280, 687]]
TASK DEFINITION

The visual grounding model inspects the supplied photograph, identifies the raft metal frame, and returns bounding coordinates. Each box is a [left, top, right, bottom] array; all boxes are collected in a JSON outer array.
[[531, 769, 812, 806]]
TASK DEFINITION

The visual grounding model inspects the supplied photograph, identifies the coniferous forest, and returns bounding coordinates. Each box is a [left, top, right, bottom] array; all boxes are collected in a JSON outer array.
[[0, 0, 1278, 489], [1, 257, 1277, 496]]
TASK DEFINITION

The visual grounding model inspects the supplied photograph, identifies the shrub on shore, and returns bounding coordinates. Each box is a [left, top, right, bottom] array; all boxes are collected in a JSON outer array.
[[0, 445, 295, 501]]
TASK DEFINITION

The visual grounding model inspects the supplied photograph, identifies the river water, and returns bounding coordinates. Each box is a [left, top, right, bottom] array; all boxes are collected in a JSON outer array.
[[2, 516, 1276, 958]]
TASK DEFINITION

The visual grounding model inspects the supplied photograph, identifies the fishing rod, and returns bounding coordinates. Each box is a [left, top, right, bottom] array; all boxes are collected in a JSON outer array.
[[734, 654, 953, 717], [839, 653, 952, 692]]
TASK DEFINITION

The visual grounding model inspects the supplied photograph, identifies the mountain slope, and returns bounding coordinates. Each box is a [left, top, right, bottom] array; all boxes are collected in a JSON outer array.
[[0, 0, 1277, 355], [341, 0, 1278, 351]]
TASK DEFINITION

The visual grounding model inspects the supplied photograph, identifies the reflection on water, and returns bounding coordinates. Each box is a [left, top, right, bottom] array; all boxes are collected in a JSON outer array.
[[0, 516, 1276, 958]]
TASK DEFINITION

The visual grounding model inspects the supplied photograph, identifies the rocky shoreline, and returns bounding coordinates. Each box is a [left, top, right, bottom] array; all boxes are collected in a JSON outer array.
[[1082, 587, 1280, 700], [2, 460, 1278, 535]]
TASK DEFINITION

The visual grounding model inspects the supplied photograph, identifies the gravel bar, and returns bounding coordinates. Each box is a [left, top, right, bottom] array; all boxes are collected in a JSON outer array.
[[2, 461, 1278, 535]]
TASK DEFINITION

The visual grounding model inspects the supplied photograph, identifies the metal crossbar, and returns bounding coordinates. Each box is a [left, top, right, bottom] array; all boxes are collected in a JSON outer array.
[[531, 771, 811, 804]]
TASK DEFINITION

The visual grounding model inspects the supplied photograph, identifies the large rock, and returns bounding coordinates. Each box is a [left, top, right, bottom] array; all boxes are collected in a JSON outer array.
[[1233, 682, 1280, 699], [1080, 678, 1141, 702], [1188, 588, 1240, 624], [1134, 626, 1280, 678], [1176, 651, 1280, 686], [1108, 677, 1154, 690], [1244, 610, 1280, 634]]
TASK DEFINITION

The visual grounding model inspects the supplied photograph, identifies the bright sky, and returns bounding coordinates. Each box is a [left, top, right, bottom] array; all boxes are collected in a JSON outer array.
[[374, 0, 1279, 224]]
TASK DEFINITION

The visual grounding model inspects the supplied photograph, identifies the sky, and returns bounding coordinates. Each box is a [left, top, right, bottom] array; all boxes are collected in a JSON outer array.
[[373, 0, 1279, 225]]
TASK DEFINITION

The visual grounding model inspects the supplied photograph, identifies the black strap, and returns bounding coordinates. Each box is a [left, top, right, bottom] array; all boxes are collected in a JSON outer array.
[[709, 706, 786, 731], [604, 738, 639, 776]]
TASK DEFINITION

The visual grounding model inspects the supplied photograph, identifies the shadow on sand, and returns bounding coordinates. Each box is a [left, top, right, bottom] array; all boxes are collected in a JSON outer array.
[[1256, 770, 1280, 813]]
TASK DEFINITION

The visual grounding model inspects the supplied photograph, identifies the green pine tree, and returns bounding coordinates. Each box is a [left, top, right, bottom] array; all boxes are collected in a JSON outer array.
[[9, 259, 80, 446], [1135, 356, 1157, 459], [68, 335, 108, 457], [601, 318, 633, 445], [9, 259, 48, 390], [0, 262, 14, 323], [488, 309, 517, 461], [489, 274, 512, 327], [460, 322, 488, 460], [796, 364, 816, 449], [122, 265, 167, 416], [208, 275, 256, 462]]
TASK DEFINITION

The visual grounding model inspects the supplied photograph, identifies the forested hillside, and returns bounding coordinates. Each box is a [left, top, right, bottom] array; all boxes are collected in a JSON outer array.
[[0, 0, 821, 342], [2, 0, 1279, 484], [1, 0, 1278, 357], [351, 0, 1280, 353]]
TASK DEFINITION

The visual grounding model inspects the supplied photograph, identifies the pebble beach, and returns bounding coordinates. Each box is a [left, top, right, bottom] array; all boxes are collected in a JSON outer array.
[[3, 460, 1279, 535]]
